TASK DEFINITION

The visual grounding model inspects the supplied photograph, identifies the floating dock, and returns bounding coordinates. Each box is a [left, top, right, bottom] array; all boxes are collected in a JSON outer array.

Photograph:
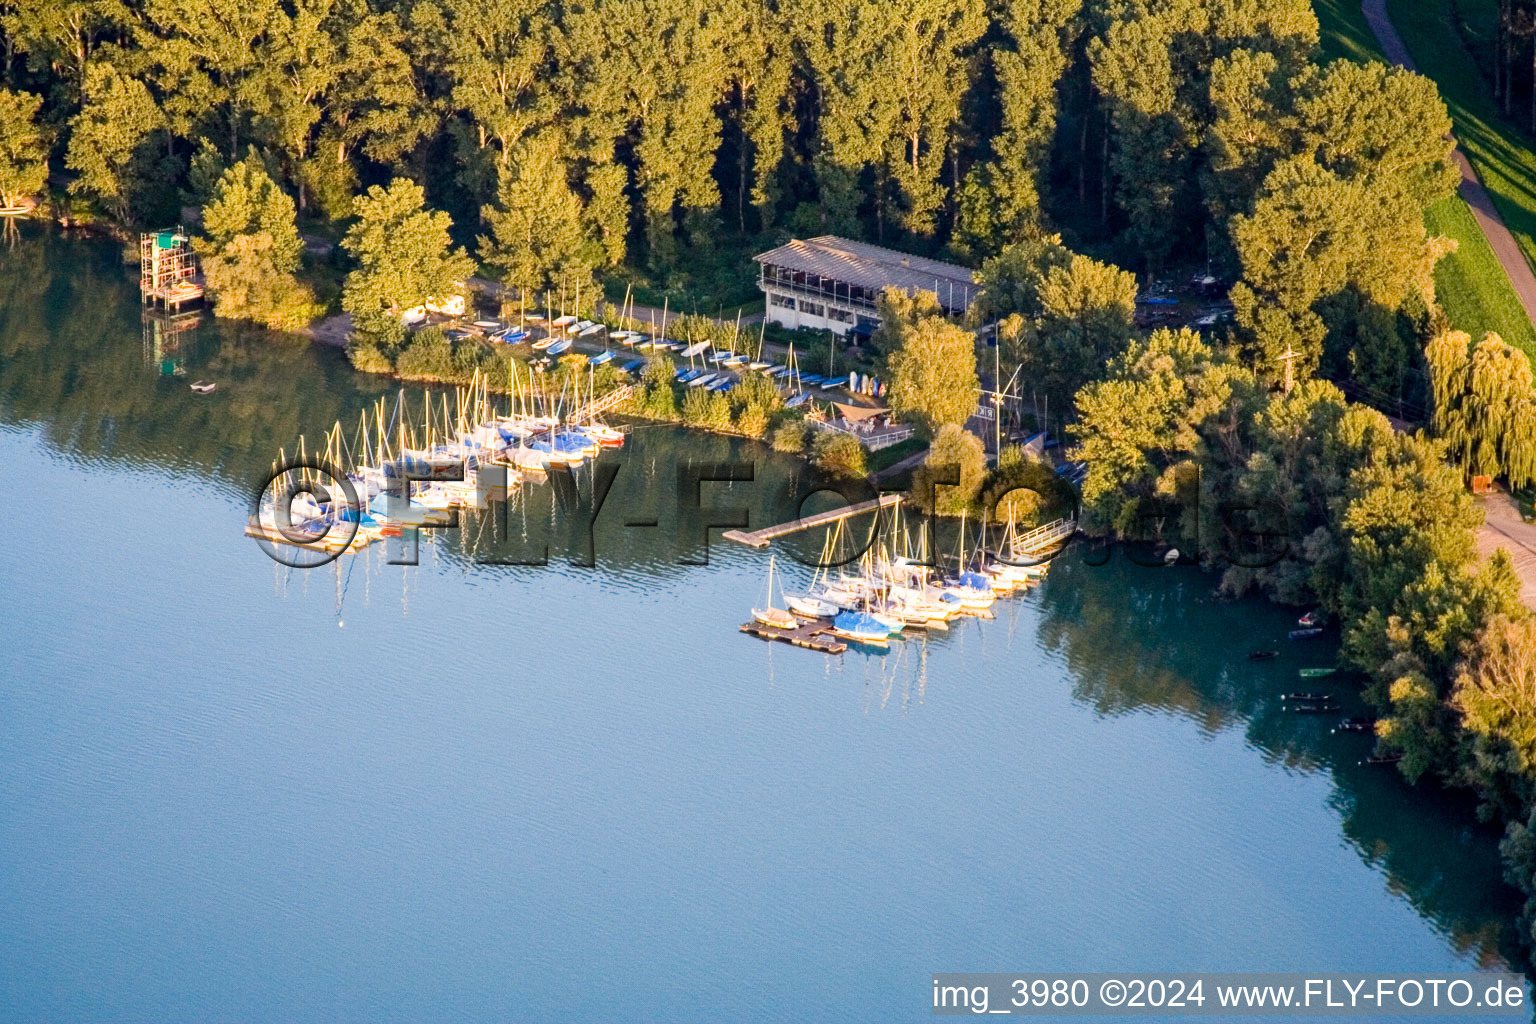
[[723, 493, 902, 548], [739, 618, 847, 654]]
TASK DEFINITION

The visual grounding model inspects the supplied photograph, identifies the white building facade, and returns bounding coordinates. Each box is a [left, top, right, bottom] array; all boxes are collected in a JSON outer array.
[[753, 236, 980, 338]]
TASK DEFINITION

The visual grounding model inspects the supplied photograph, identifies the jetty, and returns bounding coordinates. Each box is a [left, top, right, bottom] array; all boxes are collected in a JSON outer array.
[[739, 618, 847, 654], [1012, 516, 1077, 556], [723, 493, 902, 548]]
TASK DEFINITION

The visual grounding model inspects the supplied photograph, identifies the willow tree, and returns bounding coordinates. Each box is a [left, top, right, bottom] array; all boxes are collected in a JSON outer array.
[[1426, 329, 1536, 488], [0, 88, 48, 209]]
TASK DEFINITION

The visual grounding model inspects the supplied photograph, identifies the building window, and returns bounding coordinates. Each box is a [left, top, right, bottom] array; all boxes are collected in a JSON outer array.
[[827, 307, 853, 323], [770, 293, 796, 310], [801, 301, 824, 317]]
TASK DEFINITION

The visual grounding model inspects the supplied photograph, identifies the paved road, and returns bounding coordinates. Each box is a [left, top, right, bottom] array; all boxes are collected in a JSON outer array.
[[1475, 489, 1536, 609], [1362, 0, 1536, 326]]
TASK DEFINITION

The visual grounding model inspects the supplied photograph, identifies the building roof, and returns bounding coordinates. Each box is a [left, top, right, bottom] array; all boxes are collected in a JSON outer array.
[[754, 235, 979, 308]]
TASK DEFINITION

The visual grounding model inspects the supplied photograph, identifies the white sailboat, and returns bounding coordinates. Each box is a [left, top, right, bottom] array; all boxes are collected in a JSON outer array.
[[752, 554, 798, 629]]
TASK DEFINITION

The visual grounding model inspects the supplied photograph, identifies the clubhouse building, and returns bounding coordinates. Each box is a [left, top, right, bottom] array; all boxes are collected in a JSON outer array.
[[753, 235, 980, 338]]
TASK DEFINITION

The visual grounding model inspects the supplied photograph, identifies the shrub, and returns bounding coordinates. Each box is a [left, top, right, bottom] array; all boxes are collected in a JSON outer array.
[[346, 333, 395, 375], [910, 423, 987, 516], [394, 327, 455, 380], [683, 386, 732, 431], [811, 430, 867, 478], [772, 417, 808, 453], [734, 403, 769, 439]]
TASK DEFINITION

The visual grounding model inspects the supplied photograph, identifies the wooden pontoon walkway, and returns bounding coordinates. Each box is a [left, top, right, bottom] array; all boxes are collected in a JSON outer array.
[[739, 618, 847, 654], [723, 493, 901, 548]]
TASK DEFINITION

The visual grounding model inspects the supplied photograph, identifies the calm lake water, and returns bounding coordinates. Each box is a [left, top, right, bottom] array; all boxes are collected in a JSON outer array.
[[0, 226, 1527, 1022]]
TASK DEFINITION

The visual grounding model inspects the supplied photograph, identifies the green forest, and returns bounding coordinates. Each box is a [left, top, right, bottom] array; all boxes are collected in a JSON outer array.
[[11, 0, 1536, 968], [0, 0, 1479, 397]]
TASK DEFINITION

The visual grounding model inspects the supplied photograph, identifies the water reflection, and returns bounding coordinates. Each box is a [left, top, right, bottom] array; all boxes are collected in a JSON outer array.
[[0, 222, 1525, 989], [1034, 555, 1524, 971]]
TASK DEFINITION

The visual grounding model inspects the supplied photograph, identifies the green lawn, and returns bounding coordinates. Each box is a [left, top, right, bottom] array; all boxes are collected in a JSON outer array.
[[1314, 0, 1536, 355], [1386, 0, 1536, 332], [1314, 0, 1386, 63], [1425, 195, 1536, 354]]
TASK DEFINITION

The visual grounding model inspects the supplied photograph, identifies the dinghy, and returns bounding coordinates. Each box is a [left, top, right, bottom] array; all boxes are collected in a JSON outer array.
[[189, 381, 216, 393]]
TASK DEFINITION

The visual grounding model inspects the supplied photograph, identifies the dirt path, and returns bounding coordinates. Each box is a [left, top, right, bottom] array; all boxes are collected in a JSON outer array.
[[466, 278, 763, 332], [1361, 0, 1536, 326]]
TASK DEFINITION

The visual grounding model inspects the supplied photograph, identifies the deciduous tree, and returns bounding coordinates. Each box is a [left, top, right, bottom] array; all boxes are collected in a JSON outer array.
[[0, 87, 48, 208], [342, 178, 475, 336]]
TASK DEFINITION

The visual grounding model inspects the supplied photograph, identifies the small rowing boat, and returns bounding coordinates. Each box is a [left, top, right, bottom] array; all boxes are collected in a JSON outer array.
[[1363, 752, 1404, 765], [1289, 627, 1322, 640], [1298, 667, 1336, 678], [190, 380, 216, 393], [1282, 692, 1336, 703], [1333, 717, 1375, 734], [1248, 650, 1279, 661]]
